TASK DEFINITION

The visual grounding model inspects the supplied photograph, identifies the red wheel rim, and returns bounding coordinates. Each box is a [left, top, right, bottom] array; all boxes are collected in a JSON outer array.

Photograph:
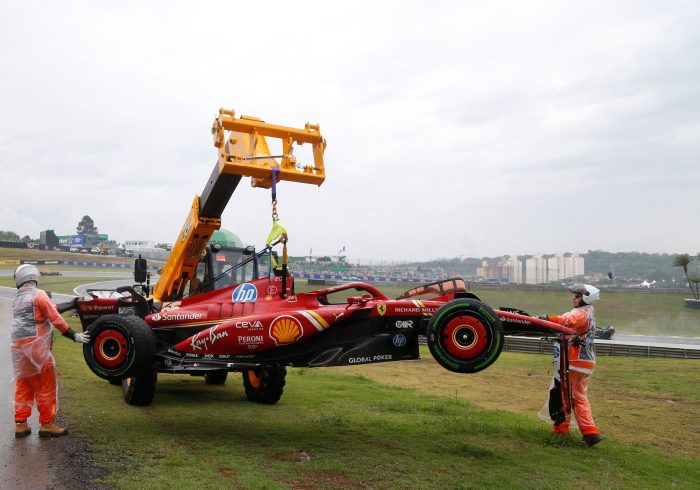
[[94, 330, 129, 368], [442, 315, 488, 359]]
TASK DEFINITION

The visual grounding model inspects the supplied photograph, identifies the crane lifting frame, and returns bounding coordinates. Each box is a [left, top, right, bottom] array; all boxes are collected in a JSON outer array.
[[212, 108, 326, 189]]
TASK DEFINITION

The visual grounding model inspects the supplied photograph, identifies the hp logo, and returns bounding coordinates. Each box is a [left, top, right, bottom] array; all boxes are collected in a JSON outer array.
[[392, 334, 407, 347], [232, 283, 258, 303]]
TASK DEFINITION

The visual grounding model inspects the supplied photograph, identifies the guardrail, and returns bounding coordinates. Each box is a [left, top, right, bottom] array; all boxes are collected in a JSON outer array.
[[503, 336, 700, 359]]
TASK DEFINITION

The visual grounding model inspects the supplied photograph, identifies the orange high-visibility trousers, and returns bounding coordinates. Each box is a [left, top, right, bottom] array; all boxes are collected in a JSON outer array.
[[553, 370, 598, 436], [15, 361, 57, 424]]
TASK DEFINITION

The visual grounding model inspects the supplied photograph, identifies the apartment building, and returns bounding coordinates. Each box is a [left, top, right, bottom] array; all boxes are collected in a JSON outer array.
[[476, 256, 523, 283], [546, 252, 584, 283], [525, 255, 547, 284], [476, 253, 583, 285]]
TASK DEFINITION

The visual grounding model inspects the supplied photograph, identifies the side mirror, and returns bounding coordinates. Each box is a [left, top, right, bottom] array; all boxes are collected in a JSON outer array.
[[134, 256, 148, 283], [244, 245, 256, 255]]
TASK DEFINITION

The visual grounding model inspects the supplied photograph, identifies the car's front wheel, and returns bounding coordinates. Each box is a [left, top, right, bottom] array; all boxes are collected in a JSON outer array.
[[427, 299, 504, 373], [242, 365, 286, 404], [83, 314, 155, 382]]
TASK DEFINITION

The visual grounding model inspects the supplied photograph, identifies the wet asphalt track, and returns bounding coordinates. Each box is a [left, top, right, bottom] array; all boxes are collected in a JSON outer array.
[[0, 285, 112, 489], [0, 300, 57, 489]]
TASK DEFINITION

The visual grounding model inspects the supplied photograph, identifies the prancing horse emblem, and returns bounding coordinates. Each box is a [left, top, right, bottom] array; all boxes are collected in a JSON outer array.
[[377, 304, 387, 316]]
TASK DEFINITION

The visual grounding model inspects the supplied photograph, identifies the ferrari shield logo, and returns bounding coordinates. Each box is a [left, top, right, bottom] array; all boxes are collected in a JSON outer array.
[[377, 304, 387, 316]]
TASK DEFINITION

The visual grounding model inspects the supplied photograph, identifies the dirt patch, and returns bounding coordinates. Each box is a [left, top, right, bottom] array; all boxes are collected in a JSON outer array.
[[287, 471, 373, 490], [44, 379, 114, 490], [218, 466, 235, 478], [45, 413, 112, 489]]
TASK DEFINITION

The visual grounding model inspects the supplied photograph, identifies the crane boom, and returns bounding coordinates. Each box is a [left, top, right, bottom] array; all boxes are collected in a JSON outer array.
[[152, 108, 326, 302]]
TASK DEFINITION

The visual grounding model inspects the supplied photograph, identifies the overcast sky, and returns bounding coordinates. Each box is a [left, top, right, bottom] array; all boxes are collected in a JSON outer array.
[[1, 1, 698, 262]]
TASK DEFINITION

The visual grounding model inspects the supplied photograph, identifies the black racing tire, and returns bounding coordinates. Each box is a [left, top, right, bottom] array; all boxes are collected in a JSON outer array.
[[427, 298, 504, 373], [242, 365, 287, 404], [204, 371, 228, 385], [82, 314, 156, 382], [122, 364, 158, 406]]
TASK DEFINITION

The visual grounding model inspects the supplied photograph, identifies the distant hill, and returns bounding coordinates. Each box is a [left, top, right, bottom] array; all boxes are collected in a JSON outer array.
[[582, 250, 692, 283], [406, 251, 697, 286]]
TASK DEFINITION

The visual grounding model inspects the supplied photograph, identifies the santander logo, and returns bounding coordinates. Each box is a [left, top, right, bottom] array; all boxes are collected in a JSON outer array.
[[152, 312, 204, 322]]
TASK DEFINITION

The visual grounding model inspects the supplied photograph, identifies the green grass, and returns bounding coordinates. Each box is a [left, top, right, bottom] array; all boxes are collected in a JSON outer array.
[[340, 349, 700, 459], [0, 276, 116, 294], [476, 288, 699, 337], [53, 331, 699, 489], [0, 247, 136, 265]]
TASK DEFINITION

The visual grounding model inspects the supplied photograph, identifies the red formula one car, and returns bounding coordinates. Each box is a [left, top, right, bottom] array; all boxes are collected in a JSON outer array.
[[55, 108, 577, 407], [57, 244, 575, 406]]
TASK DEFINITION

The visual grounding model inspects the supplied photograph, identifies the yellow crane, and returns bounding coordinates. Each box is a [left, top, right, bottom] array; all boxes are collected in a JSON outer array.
[[151, 108, 326, 302]]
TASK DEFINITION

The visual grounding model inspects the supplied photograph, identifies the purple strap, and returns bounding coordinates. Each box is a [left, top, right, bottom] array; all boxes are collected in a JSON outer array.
[[271, 167, 280, 201]]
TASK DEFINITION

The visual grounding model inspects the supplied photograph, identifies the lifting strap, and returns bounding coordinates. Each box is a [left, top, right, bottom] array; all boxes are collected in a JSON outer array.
[[266, 167, 288, 271]]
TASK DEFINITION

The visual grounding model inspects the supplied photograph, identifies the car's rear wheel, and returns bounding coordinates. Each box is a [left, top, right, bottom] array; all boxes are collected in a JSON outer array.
[[427, 299, 504, 373], [204, 371, 228, 385], [122, 364, 157, 406], [83, 314, 155, 382], [242, 365, 286, 404]]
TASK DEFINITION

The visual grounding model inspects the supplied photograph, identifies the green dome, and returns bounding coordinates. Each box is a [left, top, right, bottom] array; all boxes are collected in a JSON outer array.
[[210, 229, 244, 248]]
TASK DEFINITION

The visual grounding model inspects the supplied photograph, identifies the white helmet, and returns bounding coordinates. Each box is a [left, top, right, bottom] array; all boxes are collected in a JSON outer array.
[[14, 264, 39, 288], [569, 283, 599, 304]]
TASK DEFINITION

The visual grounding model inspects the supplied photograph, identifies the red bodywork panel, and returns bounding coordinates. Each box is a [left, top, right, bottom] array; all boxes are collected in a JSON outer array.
[[162, 277, 573, 356], [497, 311, 575, 336], [168, 278, 451, 356], [78, 276, 574, 358]]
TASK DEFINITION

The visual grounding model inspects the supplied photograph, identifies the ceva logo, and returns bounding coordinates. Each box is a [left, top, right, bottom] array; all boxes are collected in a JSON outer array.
[[232, 283, 258, 303]]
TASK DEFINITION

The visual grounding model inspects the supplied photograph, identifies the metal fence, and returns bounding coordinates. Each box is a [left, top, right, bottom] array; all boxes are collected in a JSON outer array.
[[503, 336, 700, 359]]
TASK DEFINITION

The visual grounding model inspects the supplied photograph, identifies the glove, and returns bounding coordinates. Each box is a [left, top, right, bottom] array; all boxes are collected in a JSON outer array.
[[63, 329, 90, 343], [536, 315, 549, 321]]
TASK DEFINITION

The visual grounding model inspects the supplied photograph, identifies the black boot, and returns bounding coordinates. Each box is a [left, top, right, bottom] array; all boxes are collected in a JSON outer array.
[[580, 433, 602, 447]]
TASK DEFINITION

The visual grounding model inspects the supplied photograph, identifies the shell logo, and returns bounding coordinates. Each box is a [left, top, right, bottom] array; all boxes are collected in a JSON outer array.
[[269, 315, 303, 345]]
